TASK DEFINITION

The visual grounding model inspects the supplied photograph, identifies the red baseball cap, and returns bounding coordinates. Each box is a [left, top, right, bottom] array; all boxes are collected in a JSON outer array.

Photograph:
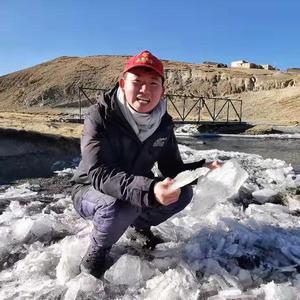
[[123, 50, 164, 79]]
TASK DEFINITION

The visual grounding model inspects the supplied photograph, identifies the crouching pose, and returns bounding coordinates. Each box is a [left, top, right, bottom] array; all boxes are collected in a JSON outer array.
[[71, 50, 219, 278]]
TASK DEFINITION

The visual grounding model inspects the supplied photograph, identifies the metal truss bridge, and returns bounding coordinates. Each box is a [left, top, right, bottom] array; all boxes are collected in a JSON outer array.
[[78, 87, 242, 124]]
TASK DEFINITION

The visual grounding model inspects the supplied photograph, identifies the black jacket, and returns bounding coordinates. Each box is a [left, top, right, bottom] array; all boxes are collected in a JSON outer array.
[[71, 84, 204, 208]]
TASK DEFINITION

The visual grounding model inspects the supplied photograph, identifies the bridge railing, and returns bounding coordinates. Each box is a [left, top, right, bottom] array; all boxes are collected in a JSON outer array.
[[78, 87, 242, 123], [166, 93, 242, 123]]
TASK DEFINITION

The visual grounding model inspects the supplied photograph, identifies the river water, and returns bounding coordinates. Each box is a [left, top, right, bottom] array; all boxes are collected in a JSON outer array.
[[177, 135, 300, 166], [0, 129, 298, 184]]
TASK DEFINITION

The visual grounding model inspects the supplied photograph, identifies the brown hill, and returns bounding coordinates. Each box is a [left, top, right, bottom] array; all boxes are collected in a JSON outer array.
[[0, 55, 299, 125]]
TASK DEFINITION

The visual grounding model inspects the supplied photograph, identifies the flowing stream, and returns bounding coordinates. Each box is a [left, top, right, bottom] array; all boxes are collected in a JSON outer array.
[[177, 135, 300, 166]]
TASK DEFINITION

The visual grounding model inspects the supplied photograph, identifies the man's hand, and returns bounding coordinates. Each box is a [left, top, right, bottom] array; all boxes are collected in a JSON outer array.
[[206, 161, 223, 170], [154, 178, 181, 206]]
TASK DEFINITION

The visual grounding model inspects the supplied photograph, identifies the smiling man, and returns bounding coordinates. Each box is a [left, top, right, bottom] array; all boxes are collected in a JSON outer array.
[[71, 50, 218, 278], [120, 67, 164, 113]]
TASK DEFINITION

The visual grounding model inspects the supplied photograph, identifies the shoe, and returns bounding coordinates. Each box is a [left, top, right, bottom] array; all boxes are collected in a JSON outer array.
[[126, 226, 164, 250], [80, 244, 112, 278]]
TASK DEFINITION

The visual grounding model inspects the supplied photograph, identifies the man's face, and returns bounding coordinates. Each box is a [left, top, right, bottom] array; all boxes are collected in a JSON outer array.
[[119, 67, 164, 113]]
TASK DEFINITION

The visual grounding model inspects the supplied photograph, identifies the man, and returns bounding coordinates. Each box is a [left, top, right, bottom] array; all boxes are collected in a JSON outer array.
[[71, 50, 220, 278]]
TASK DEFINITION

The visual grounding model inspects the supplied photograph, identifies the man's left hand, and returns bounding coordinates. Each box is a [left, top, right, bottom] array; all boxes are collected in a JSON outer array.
[[206, 161, 223, 170]]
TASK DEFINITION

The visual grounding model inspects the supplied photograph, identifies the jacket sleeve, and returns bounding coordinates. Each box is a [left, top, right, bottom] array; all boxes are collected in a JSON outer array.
[[81, 105, 158, 208], [157, 131, 206, 178]]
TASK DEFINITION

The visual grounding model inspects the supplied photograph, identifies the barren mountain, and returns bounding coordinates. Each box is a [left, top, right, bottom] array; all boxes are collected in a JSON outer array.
[[0, 55, 299, 125]]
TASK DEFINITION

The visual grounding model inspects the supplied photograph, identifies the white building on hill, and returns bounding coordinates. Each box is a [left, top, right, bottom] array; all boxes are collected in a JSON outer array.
[[231, 60, 276, 70], [231, 60, 247, 68]]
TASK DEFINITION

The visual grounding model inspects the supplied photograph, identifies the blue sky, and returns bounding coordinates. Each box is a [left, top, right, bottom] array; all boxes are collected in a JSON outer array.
[[1, 0, 299, 76]]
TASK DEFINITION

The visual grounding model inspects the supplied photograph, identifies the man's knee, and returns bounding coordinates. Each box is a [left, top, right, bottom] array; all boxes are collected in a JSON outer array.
[[73, 187, 117, 219], [93, 198, 119, 229], [92, 198, 141, 247], [72, 186, 89, 217]]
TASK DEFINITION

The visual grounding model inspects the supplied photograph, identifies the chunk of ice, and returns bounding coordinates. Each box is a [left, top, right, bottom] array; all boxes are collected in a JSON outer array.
[[56, 236, 89, 284], [237, 269, 253, 289], [13, 215, 71, 244], [0, 183, 37, 199], [64, 272, 104, 300], [12, 218, 34, 241], [263, 281, 299, 300], [191, 159, 248, 214], [252, 188, 278, 204], [141, 268, 199, 300], [218, 288, 242, 297], [14, 247, 60, 279], [104, 254, 154, 286]]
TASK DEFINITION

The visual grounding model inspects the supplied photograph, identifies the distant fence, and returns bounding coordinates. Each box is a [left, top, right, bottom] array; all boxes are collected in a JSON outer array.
[[78, 86, 242, 124]]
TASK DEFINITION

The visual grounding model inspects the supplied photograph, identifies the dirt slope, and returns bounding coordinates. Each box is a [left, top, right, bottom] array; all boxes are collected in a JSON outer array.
[[0, 55, 299, 127]]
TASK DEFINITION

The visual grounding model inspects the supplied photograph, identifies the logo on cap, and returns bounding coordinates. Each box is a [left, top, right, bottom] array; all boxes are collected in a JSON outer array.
[[136, 52, 154, 64]]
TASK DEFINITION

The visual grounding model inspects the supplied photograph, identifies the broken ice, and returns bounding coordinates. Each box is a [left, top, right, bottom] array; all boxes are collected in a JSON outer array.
[[104, 254, 155, 286], [0, 146, 300, 299], [191, 159, 249, 214]]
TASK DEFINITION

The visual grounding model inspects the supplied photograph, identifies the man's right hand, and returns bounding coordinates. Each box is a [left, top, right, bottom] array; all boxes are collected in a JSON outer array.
[[154, 178, 181, 206]]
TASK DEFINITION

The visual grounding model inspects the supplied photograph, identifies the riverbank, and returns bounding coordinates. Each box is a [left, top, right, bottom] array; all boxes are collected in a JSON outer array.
[[0, 109, 299, 139], [0, 119, 299, 184], [0, 110, 83, 139]]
